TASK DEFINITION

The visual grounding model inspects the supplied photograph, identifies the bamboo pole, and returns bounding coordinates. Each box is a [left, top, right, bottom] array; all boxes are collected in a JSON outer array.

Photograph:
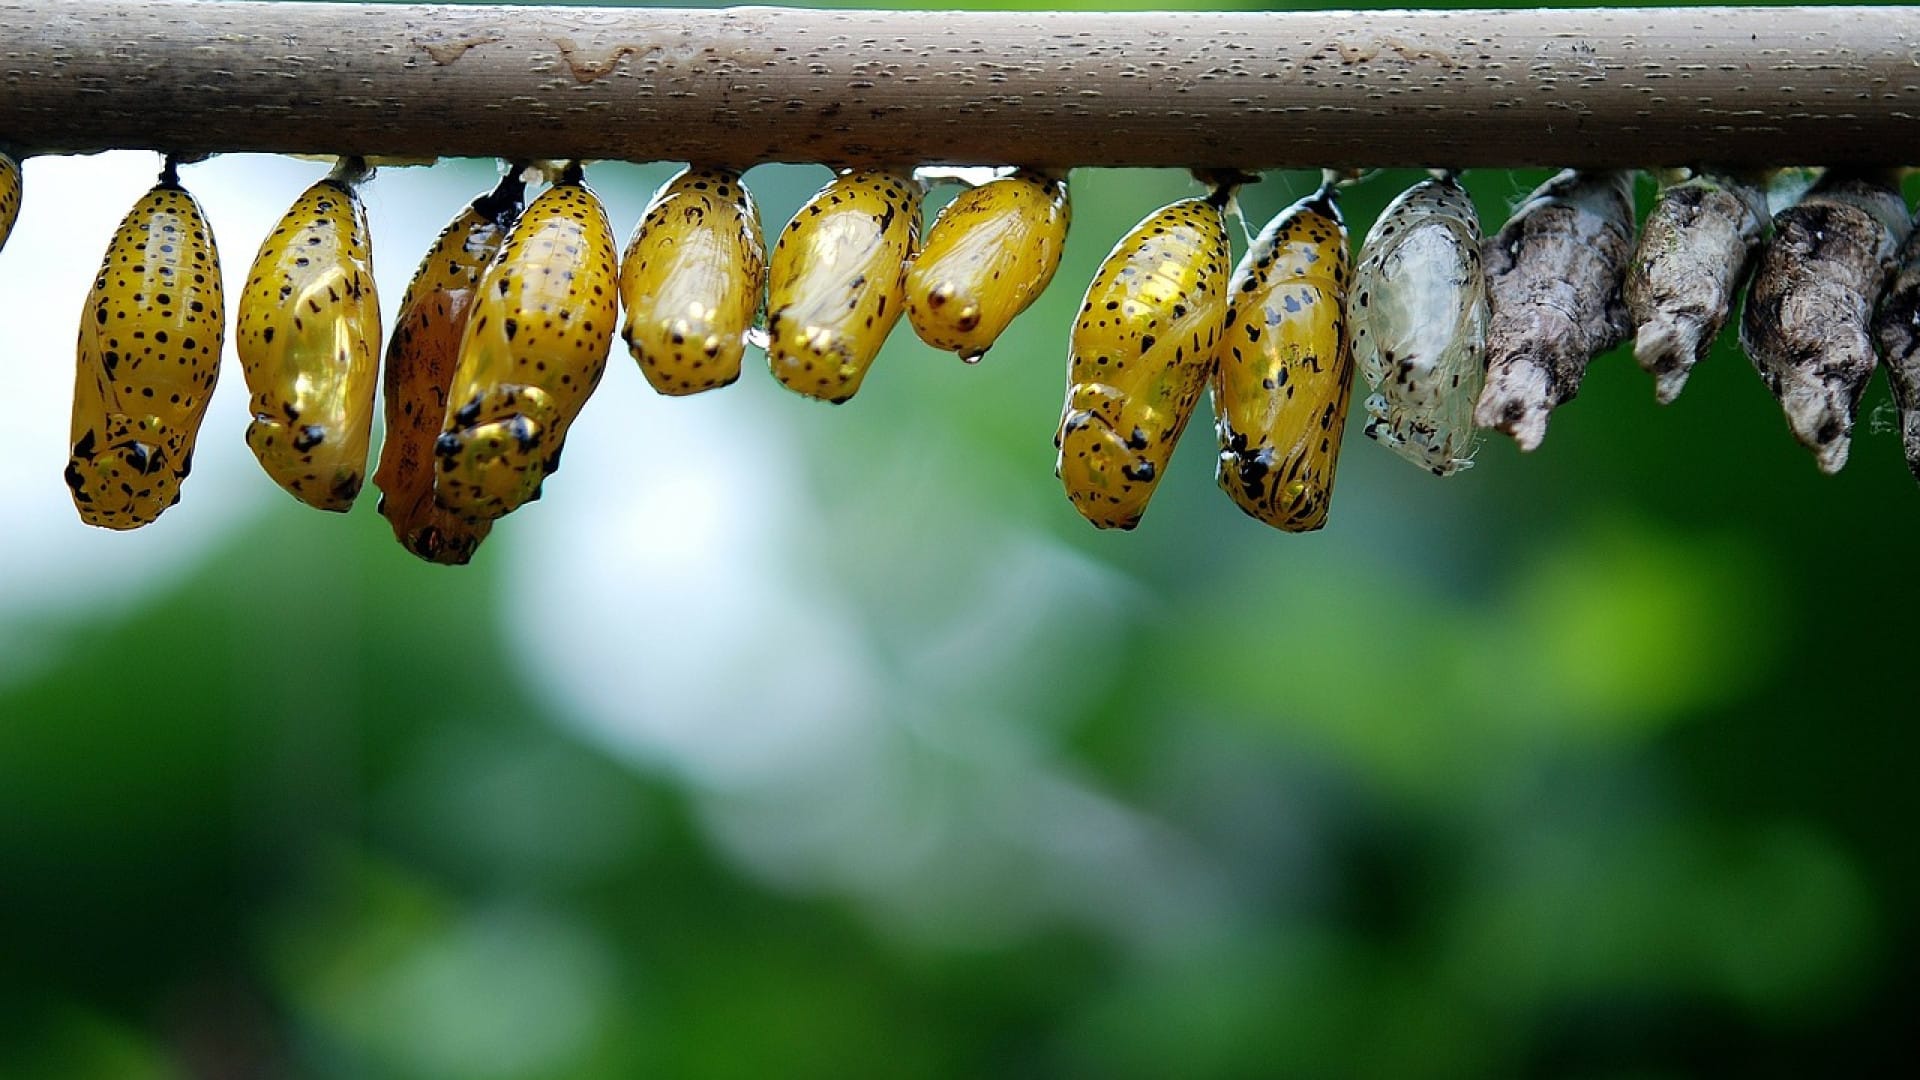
[[3, 2, 1920, 168]]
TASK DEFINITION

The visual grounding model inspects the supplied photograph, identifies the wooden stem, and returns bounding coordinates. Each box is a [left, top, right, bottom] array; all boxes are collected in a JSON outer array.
[[4, 3, 1920, 168]]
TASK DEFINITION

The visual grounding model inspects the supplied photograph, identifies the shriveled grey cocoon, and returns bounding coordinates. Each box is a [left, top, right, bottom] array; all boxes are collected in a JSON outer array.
[[1625, 170, 1771, 405], [1740, 169, 1909, 475], [1871, 214, 1920, 484], [1474, 169, 1637, 451]]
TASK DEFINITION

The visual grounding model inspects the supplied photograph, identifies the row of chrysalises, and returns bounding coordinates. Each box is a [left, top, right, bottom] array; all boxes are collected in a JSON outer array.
[[2, 149, 1914, 564]]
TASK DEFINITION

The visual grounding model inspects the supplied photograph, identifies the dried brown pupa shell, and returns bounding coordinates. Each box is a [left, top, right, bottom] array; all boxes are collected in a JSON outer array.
[[1625, 169, 1771, 405], [1473, 169, 1637, 451], [1870, 205, 1920, 484], [1740, 168, 1909, 475]]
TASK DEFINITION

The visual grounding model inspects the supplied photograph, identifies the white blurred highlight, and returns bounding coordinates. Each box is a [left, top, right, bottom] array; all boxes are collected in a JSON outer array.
[[0, 153, 291, 681], [503, 386, 1240, 947]]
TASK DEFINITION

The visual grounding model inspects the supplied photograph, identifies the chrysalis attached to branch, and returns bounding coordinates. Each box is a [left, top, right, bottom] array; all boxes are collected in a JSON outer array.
[[0, 149, 19, 257], [1870, 205, 1920, 484], [619, 165, 767, 396], [1740, 168, 1909, 474], [67, 159, 224, 529], [906, 168, 1070, 362], [1351, 173, 1486, 476], [1056, 177, 1234, 529], [1625, 168, 1771, 404], [766, 168, 921, 403], [435, 162, 620, 522], [1213, 182, 1354, 529], [373, 169, 525, 564], [236, 157, 382, 511], [1473, 169, 1637, 451]]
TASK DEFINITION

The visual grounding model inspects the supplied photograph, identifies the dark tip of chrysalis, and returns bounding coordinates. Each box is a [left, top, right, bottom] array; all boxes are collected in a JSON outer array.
[[1195, 168, 1260, 209], [158, 156, 183, 189], [1306, 181, 1343, 224], [329, 155, 374, 188], [478, 166, 530, 223], [558, 160, 586, 187]]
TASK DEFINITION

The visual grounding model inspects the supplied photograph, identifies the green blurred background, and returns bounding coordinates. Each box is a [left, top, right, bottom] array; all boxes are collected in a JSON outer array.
[[2, 1, 1915, 1076]]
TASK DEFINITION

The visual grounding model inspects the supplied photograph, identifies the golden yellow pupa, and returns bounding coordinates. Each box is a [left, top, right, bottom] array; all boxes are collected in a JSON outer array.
[[67, 162, 225, 529], [620, 166, 766, 396], [372, 171, 525, 564], [1055, 191, 1231, 530], [435, 167, 619, 522], [766, 168, 921, 403], [1213, 184, 1354, 532], [906, 169, 1070, 361], [236, 163, 381, 511], [0, 149, 20, 257]]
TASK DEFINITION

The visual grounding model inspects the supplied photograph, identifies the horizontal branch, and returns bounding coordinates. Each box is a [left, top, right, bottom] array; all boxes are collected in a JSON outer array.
[[5, 3, 1920, 169]]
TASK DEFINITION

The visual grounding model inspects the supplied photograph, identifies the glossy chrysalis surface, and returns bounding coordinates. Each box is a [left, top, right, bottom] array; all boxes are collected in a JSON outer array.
[[1056, 191, 1230, 530], [766, 168, 921, 403], [236, 168, 381, 511], [906, 168, 1070, 361], [67, 164, 224, 529], [619, 166, 766, 396], [0, 150, 19, 257], [1351, 174, 1486, 477], [372, 171, 525, 564], [1214, 184, 1355, 530], [435, 170, 619, 521]]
